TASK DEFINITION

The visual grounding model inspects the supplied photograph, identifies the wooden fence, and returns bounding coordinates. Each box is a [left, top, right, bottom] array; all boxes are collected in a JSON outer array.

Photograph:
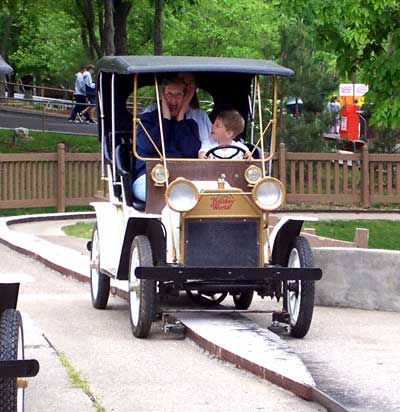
[[0, 143, 105, 211], [0, 143, 399, 211]]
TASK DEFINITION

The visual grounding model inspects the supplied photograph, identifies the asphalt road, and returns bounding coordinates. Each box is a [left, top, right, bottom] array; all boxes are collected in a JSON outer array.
[[0, 242, 325, 412], [0, 107, 97, 134]]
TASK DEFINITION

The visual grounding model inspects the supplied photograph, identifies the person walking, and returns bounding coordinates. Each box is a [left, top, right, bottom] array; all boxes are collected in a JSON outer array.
[[68, 66, 87, 123], [326, 95, 341, 134], [81, 64, 97, 124]]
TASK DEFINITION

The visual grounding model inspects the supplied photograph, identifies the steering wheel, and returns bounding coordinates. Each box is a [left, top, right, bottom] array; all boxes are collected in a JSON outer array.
[[205, 144, 247, 159]]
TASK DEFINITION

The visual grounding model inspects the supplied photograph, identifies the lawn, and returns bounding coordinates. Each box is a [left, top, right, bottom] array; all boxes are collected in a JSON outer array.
[[0, 129, 100, 153], [304, 219, 400, 250], [62, 221, 94, 239]]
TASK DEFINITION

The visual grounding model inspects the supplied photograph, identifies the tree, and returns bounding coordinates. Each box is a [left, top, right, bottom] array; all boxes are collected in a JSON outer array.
[[284, 0, 400, 128]]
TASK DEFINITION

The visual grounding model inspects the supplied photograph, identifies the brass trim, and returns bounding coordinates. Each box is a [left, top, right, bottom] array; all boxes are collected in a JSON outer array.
[[180, 189, 265, 265], [251, 177, 286, 211], [165, 178, 200, 212], [150, 163, 169, 185], [244, 165, 262, 186], [17, 377, 28, 389]]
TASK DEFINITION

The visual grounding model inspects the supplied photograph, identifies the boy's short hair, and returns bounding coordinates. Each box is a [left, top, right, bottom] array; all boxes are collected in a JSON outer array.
[[217, 110, 245, 138], [87, 64, 95, 70]]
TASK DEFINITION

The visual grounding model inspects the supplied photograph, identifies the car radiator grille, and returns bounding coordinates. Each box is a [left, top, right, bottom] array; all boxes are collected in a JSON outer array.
[[184, 218, 260, 267]]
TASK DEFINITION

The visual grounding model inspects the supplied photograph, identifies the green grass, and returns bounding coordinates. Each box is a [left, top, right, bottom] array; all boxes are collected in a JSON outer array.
[[58, 352, 106, 412], [0, 206, 93, 217], [62, 222, 94, 239], [304, 219, 400, 250], [0, 129, 100, 153]]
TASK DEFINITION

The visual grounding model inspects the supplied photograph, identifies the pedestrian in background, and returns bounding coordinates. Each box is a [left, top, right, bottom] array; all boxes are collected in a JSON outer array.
[[326, 95, 341, 134], [68, 66, 88, 123], [81, 64, 97, 124]]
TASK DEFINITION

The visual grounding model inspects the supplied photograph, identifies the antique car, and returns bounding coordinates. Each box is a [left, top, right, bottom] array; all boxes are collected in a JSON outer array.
[[0, 56, 39, 412], [0, 281, 40, 412], [89, 55, 322, 339]]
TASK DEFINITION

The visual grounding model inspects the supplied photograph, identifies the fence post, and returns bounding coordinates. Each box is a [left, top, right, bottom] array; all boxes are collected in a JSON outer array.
[[361, 145, 369, 207], [57, 143, 66, 212], [279, 143, 286, 185], [279, 143, 287, 207]]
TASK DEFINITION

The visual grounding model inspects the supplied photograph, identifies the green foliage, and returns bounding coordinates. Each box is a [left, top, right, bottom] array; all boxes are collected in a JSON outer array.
[[304, 219, 400, 251], [279, 112, 332, 152], [0, 129, 100, 153], [162, 0, 279, 58], [289, 0, 400, 128], [8, 8, 84, 83]]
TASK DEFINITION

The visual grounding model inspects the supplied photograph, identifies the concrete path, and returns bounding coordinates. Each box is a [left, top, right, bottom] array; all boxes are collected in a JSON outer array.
[[1, 243, 324, 412], [2, 213, 400, 411]]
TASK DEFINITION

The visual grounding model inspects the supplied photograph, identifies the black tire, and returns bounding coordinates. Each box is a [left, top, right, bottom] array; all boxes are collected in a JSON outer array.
[[233, 291, 254, 310], [0, 309, 24, 412], [90, 224, 110, 309], [186, 291, 228, 306], [284, 236, 315, 338], [128, 236, 156, 338]]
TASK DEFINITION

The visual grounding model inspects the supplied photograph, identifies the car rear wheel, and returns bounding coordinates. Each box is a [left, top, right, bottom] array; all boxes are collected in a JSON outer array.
[[128, 236, 156, 338], [0, 309, 25, 412], [284, 236, 315, 338], [90, 224, 110, 309], [233, 291, 254, 309]]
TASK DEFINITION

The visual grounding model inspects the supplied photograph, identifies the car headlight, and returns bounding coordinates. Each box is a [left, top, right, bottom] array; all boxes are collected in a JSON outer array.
[[165, 178, 199, 212], [244, 165, 262, 185], [252, 177, 285, 211], [151, 164, 169, 185]]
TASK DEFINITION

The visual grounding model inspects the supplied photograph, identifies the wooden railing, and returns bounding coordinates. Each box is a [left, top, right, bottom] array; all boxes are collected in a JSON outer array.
[[0, 143, 399, 212], [274, 143, 400, 207], [0, 143, 105, 211]]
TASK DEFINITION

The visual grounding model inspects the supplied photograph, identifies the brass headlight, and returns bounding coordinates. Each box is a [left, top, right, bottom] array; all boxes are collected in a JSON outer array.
[[151, 164, 169, 185], [252, 177, 285, 211], [244, 165, 262, 185], [165, 178, 199, 212]]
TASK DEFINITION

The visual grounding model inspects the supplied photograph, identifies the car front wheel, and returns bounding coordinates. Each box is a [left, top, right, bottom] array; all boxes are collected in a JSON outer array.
[[128, 235, 156, 338], [284, 236, 315, 338]]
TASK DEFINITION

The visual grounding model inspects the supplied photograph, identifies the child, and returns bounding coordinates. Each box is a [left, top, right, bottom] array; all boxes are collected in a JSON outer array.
[[199, 110, 251, 159]]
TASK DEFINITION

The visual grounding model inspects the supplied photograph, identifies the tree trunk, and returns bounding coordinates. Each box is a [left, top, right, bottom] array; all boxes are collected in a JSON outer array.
[[78, 0, 103, 59], [154, 0, 163, 55], [103, 0, 115, 55], [114, 0, 132, 55]]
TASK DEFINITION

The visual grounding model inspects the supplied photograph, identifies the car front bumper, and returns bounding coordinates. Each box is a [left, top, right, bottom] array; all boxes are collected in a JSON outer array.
[[135, 266, 322, 282]]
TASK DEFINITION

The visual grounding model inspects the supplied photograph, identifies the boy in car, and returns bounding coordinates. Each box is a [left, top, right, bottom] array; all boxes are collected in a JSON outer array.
[[200, 109, 251, 159]]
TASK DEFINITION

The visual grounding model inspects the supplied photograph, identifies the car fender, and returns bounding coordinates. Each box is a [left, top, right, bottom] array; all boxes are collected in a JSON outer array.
[[116, 216, 165, 280], [268, 216, 318, 265]]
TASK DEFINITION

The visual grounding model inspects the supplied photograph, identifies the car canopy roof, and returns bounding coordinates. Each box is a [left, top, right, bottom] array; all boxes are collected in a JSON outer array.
[[0, 55, 13, 74], [96, 55, 294, 77]]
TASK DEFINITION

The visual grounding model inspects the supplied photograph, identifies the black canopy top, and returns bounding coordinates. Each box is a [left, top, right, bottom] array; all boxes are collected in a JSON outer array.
[[96, 55, 294, 77], [0, 55, 13, 74]]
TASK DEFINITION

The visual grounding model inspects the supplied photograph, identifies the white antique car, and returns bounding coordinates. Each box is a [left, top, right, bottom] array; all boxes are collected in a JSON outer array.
[[89, 56, 322, 339]]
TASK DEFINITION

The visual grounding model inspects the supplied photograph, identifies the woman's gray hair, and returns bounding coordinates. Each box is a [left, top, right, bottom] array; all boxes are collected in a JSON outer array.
[[160, 76, 187, 95]]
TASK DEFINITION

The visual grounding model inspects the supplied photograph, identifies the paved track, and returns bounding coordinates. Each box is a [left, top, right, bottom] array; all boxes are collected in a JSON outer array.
[[0, 107, 97, 134], [7, 216, 400, 412], [0, 243, 324, 412]]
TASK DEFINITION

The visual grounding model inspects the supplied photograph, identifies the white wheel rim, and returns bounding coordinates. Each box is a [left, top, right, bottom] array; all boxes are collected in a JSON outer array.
[[17, 324, 24, 412], [287, 248, 302, 324], [129, 246, 140, 326], [90, 230, 100, 299]]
